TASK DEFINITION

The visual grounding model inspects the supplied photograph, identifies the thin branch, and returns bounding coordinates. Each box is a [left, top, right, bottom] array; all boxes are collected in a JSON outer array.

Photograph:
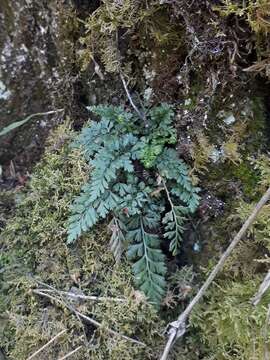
[[120, 72, 147, 126], [251, 270, 270, 306], [91, 56, 105, 81], [26, 329, 67, 360], [32, 290, 146, 347], [57, 346, 83, 360], [74, 307, 146, 346], [160, 186, 270, 360], [35, 288, 127, 303], [115, 28, 147, 126], [31, 279, 91, 356], [264, 304, 270, 360]]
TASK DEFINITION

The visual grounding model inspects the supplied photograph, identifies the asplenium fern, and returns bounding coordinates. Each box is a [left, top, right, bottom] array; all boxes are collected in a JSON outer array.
[[67, 104, 200, 305]]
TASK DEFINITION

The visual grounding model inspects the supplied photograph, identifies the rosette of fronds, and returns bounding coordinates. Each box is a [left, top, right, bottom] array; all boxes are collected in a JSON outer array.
[[67, 104, 200, 305]]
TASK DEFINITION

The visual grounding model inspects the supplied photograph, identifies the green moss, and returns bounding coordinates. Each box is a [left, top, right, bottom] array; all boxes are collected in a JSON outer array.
[[80, 0, 146, 73], [190, 277, 270, 360], [79, 1, 185, 78], [218, 0, 270, 34], [234, 156, 270, 252], [204, 158, 259, 201], [240, 97, 267, 155], [185, 136, 270, 358], [139, 6, 184, 53], [198, 95, 266, 199], [0, 190, 15, 230], [232, 161, 260, 198], [217, 1, 270, 69], [0, 123, 165, 359]]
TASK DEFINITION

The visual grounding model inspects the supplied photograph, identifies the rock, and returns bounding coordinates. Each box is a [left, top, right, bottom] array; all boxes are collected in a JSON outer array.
[[224, 113, 236, 125]]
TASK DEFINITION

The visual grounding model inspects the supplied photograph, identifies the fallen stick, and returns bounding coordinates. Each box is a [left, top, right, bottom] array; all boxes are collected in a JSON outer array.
[[116, 29, 148, 128], [120, 72, 148, 127], [35, 288, 127, 303], [250, 270, 270, 306], [32, 289, 146, 347], [160, 186, 270, 360], [57, 346, 83, 360], [26, 329, 67, 360], [263, 305, 270, 360]]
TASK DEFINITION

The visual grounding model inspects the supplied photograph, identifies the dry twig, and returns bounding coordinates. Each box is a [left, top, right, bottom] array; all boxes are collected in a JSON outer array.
[[32, 289, 146, 347], [251, 270, 270, 306], [26, 329, 67, 360], [120, 72, 148, 126], [160, 186, 270, 360], [35, 288, 127, 303], [263, 305, 270, 360], [244, 59, 270, 73], [57, 346, 83, 360]]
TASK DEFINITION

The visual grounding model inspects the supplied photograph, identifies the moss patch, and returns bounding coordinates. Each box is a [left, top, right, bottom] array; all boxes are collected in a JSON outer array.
[[0, 124, 165, 359]]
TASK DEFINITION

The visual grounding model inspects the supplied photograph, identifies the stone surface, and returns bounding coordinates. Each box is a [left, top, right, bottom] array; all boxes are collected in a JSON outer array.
[[0, 1, 63, 173]]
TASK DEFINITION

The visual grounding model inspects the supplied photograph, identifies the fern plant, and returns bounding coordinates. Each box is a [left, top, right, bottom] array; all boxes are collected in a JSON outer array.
[[67, 104, 200, 304]]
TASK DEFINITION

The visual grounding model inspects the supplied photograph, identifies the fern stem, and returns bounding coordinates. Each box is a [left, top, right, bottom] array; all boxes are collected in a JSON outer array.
[[140, 217, 152, 280], [161, 177, 183, 235], [161, 177, 174, 210]]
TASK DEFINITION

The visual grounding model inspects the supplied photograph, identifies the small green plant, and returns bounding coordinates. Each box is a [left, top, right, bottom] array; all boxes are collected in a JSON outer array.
[[67, 104, 200, 304], [0, 109, 63, 137]]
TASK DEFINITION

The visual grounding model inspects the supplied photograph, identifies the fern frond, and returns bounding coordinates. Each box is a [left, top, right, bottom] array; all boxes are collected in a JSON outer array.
[[157, 148, 189, 181], [163, 207, 187, 255], [157, 148, 200, 213], [90, 105, 133, 123], [161, 177, 189, 255], [95, 191, 121, 217], [68, 185, 122, 243], [90, 153, 133, 201], [149, 103, 174, 126], [171, 185, 200, 213], [127, 207, 167, 304], [71, 119, 113, 160], [67, 186, 98, 243]]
